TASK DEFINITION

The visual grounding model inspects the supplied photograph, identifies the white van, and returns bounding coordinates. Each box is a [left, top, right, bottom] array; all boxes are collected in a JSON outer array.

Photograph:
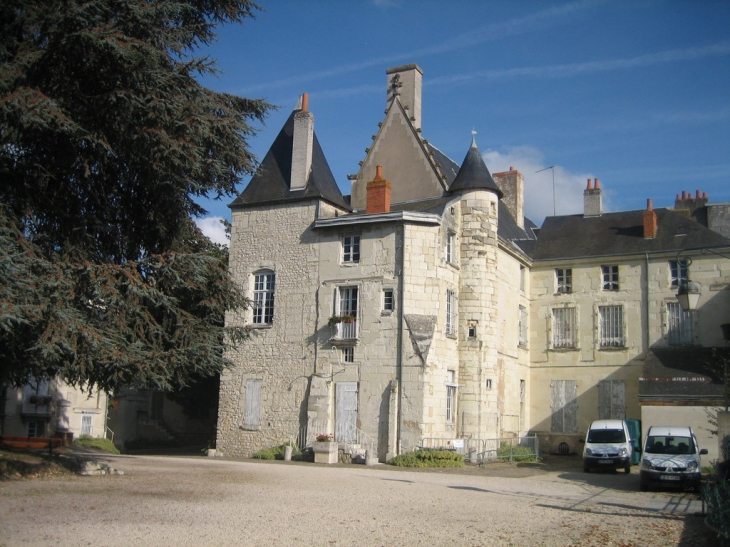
[[639, 426, 707, 491], [581, 419, 633, 473]]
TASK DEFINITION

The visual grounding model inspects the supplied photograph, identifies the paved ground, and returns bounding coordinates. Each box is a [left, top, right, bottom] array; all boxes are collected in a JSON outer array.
[[0, 452, 718, 547]]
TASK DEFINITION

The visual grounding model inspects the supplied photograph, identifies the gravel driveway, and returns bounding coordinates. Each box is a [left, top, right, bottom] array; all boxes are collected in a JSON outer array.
[[0, 452, 716, 547]]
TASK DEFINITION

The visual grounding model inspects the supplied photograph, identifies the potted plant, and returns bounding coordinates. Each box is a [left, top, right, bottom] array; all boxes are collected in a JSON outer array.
[[312, 433, 338, 464], [328, 315, 356, 326]]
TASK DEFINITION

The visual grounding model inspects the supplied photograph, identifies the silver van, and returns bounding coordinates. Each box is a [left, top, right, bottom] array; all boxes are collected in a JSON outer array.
[[582, 419, 633, 473], [640, 425, 707, 491]]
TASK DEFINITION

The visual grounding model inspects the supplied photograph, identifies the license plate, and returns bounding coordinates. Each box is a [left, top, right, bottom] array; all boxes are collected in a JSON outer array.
[[660, 475, 680, 481], [598, 459, 612, 464]]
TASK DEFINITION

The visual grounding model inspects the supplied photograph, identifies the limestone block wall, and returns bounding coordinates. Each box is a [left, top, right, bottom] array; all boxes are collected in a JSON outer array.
[[218, 201, 322, 457]]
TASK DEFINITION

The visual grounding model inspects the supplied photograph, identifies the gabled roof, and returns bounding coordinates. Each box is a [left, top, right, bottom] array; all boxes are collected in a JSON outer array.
[[448, 138, 503, 198], [517, 207, 730, 261], [230, 110, 349, 210], [639, 348, 729, 402]]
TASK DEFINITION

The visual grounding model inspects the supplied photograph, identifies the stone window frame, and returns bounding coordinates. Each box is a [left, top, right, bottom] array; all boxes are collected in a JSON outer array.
[[342, 234, 361, 264], [669, 260, 688, 288], [342, 347, 354, 363], [445, 289, 457, 337], [665, 301, 696, 346], [596, 303, 626, 349], [549, 304, 579, 350], [518, 305, 528, 347], [601, 265, 619, 291], [445, 230, 456, 265], [382, 288, 395, 314], [251, 269, 275, 325], [555, 268, 572, 294], [446, 370, 457, 423]]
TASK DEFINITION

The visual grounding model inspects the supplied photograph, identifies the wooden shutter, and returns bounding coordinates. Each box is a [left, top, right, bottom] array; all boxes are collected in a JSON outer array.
[[244, 379, 262, 427]]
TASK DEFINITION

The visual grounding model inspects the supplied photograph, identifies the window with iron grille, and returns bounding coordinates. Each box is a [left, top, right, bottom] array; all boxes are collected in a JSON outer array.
[[518, 305, 528, 347], [669, 260, 688, 287], [599, 305, 624, 347], [343, 235, 360, 263], [445, 290, 457, 336], [446, 370, 457, 423], [342, 347, 354, 363], [602, 265, 619, 290], [252, 271, 275, 324], [552, 307, 576, 349], [667, 302, 694, 345], [556, 268, 572, 294]]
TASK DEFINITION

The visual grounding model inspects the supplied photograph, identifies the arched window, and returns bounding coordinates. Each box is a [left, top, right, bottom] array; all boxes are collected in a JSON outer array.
[[252, 270, 275, 324]]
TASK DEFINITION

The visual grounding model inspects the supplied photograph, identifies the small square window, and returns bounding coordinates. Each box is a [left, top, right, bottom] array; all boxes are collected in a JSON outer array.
[[486, 379, 492, 390], [556, 268, 572, 294], [602, 265, 619, 290], [343, 235, 360, 263], [383, 289, 394, 312], [467, 322, 477, 338], [342, 347, 354, 363]]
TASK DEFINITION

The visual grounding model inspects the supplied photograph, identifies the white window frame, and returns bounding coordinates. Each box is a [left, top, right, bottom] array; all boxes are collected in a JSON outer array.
[[552, 307, 577, 349], [81, 414, 93, 436], [446, 370, 457, 423], [556, 268, 572, 294], [518, 305, 528, 347], [445, 290, 457, 336], [445, 231, 455, 264], [669, 260, 688, 287], [343, 235, 360, 263], [667, 302, 694, 345], [598, 305, 625, 348], [382, 289, 394, 313], [252, 270, 275, 324], [602, 265, 619, 291], [338, 286, 359, 318]]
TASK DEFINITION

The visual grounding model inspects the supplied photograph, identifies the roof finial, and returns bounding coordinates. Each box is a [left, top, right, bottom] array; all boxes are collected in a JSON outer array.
[[471, 128, 477, 149]]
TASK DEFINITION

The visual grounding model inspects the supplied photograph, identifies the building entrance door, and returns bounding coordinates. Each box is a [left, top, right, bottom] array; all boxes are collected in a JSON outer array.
[[335, 382, 358, 443]]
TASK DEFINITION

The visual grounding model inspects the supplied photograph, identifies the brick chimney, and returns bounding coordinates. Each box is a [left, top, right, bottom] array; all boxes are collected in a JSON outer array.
[[493, 166, 524, 228], [290, 93, 314, 192], [386, 64, 423, 130], [584, 178, 603, 217], [366, 165, 391, 214], [643, 198, 657, 239], [674, 189, 709, 218]]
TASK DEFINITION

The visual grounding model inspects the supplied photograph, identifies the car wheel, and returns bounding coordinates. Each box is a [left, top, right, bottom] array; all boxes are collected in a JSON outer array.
[[624, 464, 631, 474]]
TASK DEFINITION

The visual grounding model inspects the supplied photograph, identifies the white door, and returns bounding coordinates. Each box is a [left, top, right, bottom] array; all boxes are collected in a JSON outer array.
[[335, 382, 358, 443]]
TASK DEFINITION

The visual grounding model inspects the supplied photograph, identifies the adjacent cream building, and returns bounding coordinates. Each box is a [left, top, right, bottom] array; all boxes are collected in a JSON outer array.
[[217, 64, 730, 461]]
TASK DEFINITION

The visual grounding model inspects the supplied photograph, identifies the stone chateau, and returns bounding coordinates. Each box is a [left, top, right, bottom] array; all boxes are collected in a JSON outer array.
[[216, 64, 730, 461]]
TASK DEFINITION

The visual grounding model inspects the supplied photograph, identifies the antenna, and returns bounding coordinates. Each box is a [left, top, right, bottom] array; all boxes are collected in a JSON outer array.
[[536, 165, 556, 216]]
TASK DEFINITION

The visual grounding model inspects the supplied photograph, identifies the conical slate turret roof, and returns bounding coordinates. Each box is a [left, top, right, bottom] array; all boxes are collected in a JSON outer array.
[[448, 136, 503, 198], [230, 109, 349, 210]]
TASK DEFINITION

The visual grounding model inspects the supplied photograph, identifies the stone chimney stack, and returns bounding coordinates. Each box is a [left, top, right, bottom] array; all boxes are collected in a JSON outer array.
[[674, 188, 709, 217], [643, 198, 657, 239], [366, 165, 391, 214], [493, 166, 524, 228], [290, 93, 314, 192], [584, 178, 603, 217], [386, 64, 423, 130]]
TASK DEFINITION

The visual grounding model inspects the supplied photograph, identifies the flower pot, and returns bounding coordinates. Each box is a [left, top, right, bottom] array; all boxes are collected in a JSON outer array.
[[312, 441, 338, 464]]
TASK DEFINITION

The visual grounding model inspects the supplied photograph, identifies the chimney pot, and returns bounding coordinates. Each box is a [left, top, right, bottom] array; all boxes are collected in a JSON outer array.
[[366, 166, 391, 214], [376, 165, 383, 180], [703, 192, 708, 199], [696, 189, 701, 199], [509, 166, 514, 171], [647, 198, 653, 210], [594, 178, 601, 189], [643, 198, 657, 238], [301, 92, 309, 112], [586, 178, 593, 190]]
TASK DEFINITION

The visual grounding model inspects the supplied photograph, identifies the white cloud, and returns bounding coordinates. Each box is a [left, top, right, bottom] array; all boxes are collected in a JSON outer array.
[[196, 216, 229, 247], [482, 146, 608, 226]]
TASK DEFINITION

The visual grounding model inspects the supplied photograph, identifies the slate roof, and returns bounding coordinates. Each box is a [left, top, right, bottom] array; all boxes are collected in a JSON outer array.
[[448, 140, 503, 198], [639, 348, 729, 402], [230, 110, 349, 210], [517, 207, 730, 261]]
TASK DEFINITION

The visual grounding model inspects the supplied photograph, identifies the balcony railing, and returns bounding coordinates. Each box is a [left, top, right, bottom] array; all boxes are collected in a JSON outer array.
[[333, 320, 358, 341]]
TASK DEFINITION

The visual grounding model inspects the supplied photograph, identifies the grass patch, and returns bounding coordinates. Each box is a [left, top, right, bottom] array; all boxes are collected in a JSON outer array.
[[388, 449, 464, 468], [252, 443, 301, 460], [0, 449, 77, 480], [74, 435, 120, 454], [496, 442, 537, 462]]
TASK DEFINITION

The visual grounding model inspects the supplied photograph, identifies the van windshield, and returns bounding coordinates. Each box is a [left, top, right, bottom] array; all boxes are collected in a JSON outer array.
[[645, 435, 695, 455], [587, 429, 626, 443]]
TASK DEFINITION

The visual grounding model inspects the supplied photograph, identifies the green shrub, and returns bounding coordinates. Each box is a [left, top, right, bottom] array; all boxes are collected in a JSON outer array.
[[496, 442, 537, 462], [74, 435, 121, 454], [252, 443, 301, 460], [388, 449, 464, 468], [702, 462, 730, 547]]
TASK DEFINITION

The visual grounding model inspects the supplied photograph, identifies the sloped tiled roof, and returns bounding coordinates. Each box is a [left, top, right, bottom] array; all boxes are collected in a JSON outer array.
[[639, 348, 729, 402], [517, 207, 730, 261], [448, 141, 503, 198], [230, 110, 349, 210]]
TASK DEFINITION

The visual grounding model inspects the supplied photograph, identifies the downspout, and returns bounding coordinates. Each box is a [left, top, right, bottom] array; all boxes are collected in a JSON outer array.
[[396, 223, 405, 456], [644, 253, 650, 355]]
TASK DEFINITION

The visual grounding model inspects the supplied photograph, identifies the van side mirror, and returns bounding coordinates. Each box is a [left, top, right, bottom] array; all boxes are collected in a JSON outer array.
[[700, 449, 708, 455]]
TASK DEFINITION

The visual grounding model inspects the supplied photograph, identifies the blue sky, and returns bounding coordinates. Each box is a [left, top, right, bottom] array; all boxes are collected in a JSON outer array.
[[194, 0, 730, 245]]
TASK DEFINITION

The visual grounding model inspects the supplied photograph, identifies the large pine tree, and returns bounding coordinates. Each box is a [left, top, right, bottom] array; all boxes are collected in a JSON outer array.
[[0, 0, 270, 392]]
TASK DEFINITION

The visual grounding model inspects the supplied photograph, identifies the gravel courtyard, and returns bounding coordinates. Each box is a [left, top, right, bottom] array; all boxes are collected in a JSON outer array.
[[0, 452, 717, 547]]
